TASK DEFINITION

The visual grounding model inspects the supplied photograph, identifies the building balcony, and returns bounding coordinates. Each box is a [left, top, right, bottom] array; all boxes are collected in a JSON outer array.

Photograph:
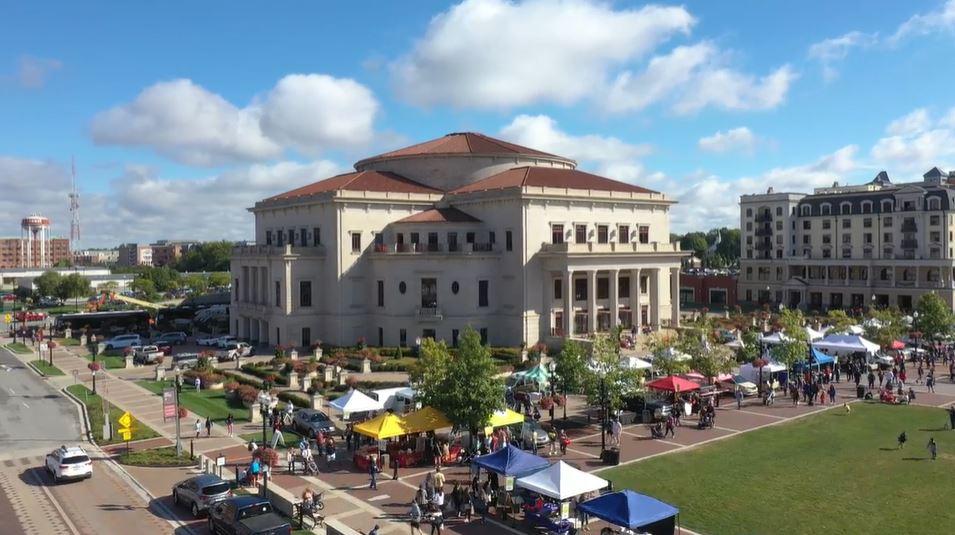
[[374, 242, 495, 255], [900, 239, 918, 249], [233, 244, 325, 259], [755, 213, 773, 223], [539, 242, 681, 254], [754, 241, 772, 250], [901, 222, 918, 232], [754, 227, 773, 237], [416, 307, 443, 322]]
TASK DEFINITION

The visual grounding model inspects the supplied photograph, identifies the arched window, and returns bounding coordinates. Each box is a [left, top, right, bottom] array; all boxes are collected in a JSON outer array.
[[840, 202, 852, 215], [928, 197, 941, 210], [881, 199, 893, 213], [800, 205, 811, 216], [821, 203, 832, 215], [861, 201, 872, 214]]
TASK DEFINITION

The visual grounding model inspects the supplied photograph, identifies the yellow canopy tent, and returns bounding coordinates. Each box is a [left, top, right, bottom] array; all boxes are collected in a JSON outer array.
[[484, 409, 525, 435], [403, 407, 453, 434], [353, 412, 409, 440]]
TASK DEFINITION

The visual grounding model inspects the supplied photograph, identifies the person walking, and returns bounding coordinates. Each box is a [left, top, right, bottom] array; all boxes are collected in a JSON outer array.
[[409, 500, 423, 535], [927, 373, 936, 393], [897, 431, 907, 449], [195, 376, 201, 392], [868, 371, 876, 390], [948, 406, 955, 430], [610, 418, 622, 448], [194, 419, 201, 438], [828, 383, 836, 405], [226, 413, 234, 437], [204, 416, 213, 437], [249, 457, 261, 487], [433, 466, 446, 494], [270, 419, 286, 448], [735, 386, 743, 410], [664, 414, 675, 438], [927, 437, 938, 460], [369, 455, 379, 490]]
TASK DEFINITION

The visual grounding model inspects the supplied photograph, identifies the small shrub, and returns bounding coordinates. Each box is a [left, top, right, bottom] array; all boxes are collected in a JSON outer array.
[[235, 384, 260, 404], [277, 391, 308, 408], [345, 375, 359, 389], [224, 381, 240, 392]]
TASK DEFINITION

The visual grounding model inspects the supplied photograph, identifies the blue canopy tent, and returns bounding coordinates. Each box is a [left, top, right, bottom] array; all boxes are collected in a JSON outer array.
[[794, 348, 837, 372], [578, 490, 679, 535], [472, 444, 550, 476]]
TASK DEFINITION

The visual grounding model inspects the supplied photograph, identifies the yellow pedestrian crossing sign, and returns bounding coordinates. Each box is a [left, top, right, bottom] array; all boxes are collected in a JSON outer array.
[[118, 428, 132, 441], [118, 411, 133, 429], [3, 314, 10, 323]]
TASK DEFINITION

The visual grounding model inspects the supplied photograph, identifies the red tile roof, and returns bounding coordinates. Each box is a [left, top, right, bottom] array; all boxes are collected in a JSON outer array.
[[263, 170, 441, 202], [448, 167, 658, 195], [356, 132, 572, 166], [394, 207, 482, 224]]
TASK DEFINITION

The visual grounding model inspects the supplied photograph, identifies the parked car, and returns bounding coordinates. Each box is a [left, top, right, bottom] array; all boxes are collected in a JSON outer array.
[[38, 296, 64, 307], [172, 473, 232, 518], [154, 340, 173, 356], [207, 496, 291, 535], [104, 334, 141, 351], [134, 345, 164, 364], [216, 335, 238, 348], [520, 421, 550, 449], [292, 409, 336, 438], [623, 395, 671, 422], [720, 375, 759, 397], [215, 342, 253, 362], [171, 353, 200, 369], [197, 335, 222, 346], [45, 445, 92, 483], [155, 332, 188, 345]]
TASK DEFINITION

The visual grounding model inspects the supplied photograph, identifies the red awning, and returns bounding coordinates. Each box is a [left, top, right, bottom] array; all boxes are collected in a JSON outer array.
[[889, 340, 905, 350], [646, 376, 701, 393]]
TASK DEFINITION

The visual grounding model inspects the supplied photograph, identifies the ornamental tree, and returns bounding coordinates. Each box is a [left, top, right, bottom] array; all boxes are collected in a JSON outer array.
[[915, 293, 954, 343]]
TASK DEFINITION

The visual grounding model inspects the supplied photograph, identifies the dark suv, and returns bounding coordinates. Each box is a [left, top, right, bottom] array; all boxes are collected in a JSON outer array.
[[291, 409, 336, 438], [208, 496, 291, 535]]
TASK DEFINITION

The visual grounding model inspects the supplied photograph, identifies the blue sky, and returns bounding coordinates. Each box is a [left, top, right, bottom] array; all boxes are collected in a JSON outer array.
[[2, 0, 955, 246]]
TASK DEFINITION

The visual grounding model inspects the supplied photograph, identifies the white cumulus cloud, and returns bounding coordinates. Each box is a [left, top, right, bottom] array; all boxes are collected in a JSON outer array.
[[807, 31, 877, 81], [91, 75, 379, 166], [890, 0, 955, 44], [392, 0, 694, 108], [871, 107, 955, 172], [698, 127, 757, 154]]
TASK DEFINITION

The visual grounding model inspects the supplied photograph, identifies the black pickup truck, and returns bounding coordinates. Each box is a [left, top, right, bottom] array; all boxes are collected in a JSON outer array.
[[207, 496, 291, 535]]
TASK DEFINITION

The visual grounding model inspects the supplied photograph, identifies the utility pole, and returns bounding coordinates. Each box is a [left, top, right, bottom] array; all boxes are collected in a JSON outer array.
[[175, 369, 182, 456]]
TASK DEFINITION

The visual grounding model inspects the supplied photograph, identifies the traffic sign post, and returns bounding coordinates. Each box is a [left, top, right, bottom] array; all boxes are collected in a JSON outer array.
[[118, 411, 134, 455]]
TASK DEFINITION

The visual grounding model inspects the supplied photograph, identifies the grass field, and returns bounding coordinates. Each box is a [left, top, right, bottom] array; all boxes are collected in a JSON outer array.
[[81, 353, 125, 369], [139, 380, 249, 423], [66, 384, 160, 445], [119, 446, 197, 467], [30, 359, 64, 376], [54, 337, 80, 346], [602, 403, 955, 535], [3, 342, 33, 354]]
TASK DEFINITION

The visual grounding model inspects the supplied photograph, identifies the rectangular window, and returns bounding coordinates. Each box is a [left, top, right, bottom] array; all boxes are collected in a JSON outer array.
[[277, 230, 284, 246], [554, 279, 562, 300], [597, 225, 609, 244], [288, 229, 295, 245], [551, 224, 564, 244], [466, 232, 475, 244], [234, 278, 239, 299], [842, 219, 850, 229], [597, 277, 609, 299], [265, 231, 272, 245], [884, 233, 892, 243], [638, 226, 649, 244], [410, 232, 420, 244], [351, 233, 361, 253], [931, 215, 941, 225], [864, 233, 873, 244], [884, 216, 893, 226], [428, 232, 438, 249], [505, 230, 513, 251], [931, 231, 941, 242], [301, 327, 311, 348], [776, 207, 782, 216], [640, 276, 648, 294], [299, 281, 312, 307], [575, 224, 587, 243], [803, 221, 811, 230], [746, 208, 752, 216], [822, 220, 831, 230], [374, 232, 384, 246], [863, 218, 872, 228], [619, 276, 630, 298], [777, 249, 783, 259], [478, 280, 489, 307], [300, 228, 308, 247], [378, 327, 383, 347], [574, 278, 587, 301], [488, 231, 495, 245], [399, 329, 407, 347], [448, 232, 459, 252], [842, 234, 851, 244], [479, 328, 488, 345], [313, 227, 321, 246], [377, 280, 384, 307], [746, 222, 752, 231], [822, 234, 831, 244], [803, 235, 810, 244], [451, 329, 459, 347], [275, 281, 281, 307], [421, 278, 437, 308]]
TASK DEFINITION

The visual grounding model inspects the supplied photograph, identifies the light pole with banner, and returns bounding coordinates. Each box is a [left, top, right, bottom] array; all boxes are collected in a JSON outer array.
[[174, 366, 183, 456]]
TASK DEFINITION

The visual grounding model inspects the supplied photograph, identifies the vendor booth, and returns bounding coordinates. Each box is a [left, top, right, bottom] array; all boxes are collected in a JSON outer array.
[[759, 332, 791, 345], [473, 443, 549, 477], [812, 334, 880, 355], [515, 461, 608, 500], [794, 348, 836, 372], [620, 356, 653, 371], [402, 407, 452, 434], [329, 389, 383, 420], [646, 376, 700, 393], [578, 490, 680, 535], [739, 361, 787, 384]]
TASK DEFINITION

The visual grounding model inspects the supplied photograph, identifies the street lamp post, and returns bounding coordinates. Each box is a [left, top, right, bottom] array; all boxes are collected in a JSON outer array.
[[174, 367, 182, 456], [261, 404, 269, 446], [547, 360, 556, 424], [599, 370, 607, 453]]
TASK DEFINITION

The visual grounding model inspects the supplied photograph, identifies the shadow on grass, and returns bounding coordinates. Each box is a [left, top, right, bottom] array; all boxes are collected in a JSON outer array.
[[878, 447, 899, 451], [918, 427, 949, 432], [902, 457, 930, 461]]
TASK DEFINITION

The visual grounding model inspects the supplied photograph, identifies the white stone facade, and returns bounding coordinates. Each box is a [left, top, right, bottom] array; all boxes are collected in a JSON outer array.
[[230, 133, 686, 348]]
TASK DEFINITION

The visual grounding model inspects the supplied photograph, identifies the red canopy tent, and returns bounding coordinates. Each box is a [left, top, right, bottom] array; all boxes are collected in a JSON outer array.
[[889, 340, 905, 350], [646, 376, 701, 393]]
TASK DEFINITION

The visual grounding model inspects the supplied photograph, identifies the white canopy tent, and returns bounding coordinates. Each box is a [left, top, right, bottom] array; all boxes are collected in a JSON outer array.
[[620, 356, 653, 370], [759, 332, 791, 345], [329, 389, 384, 417], [515, 461, 608, 500], [739, 361, 787, 383], [812, 334, 880, 355], [847, 325, 865, 335], [805, 326, 827, 341]]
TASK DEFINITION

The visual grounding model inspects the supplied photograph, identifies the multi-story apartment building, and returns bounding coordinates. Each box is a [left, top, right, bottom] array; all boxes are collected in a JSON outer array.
[[73, 248, 119, 266], [231, 132, 687, 348], [116, 243, 152, 267], [739, 168, 955, 312], [0, 237, 70, 269], [150, 240, 198, 267]]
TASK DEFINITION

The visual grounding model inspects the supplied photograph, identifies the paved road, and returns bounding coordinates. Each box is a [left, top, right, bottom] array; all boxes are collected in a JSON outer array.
[[0, 345, 180, 534]]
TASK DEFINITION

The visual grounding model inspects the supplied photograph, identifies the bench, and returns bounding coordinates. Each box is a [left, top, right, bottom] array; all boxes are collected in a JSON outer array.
[[294, 501, 325, 530]]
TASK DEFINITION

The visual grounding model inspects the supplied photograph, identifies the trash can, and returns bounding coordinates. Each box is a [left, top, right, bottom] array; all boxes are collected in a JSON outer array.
[[856, 385, 865, 399], [602, 449, 620, 466]]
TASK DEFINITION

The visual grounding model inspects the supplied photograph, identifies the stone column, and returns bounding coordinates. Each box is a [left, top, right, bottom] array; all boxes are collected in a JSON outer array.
[[563, 271, 574, 337], [609, 269, 620, 328], [650, 268, 660, 328], [587, 270, 598, 333], [631, 268, 641, 332], [670, 267, 680, 328]]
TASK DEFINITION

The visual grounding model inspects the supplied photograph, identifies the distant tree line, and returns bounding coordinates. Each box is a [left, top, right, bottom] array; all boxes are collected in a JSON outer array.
[[670, 227, 741, 268]]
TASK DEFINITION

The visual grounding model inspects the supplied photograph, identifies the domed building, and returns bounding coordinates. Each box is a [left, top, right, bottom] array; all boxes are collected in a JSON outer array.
[[231, 132, 687, 348]]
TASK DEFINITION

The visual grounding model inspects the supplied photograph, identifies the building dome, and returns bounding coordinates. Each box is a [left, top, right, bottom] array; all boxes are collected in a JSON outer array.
[[354, 132, 577, 192]]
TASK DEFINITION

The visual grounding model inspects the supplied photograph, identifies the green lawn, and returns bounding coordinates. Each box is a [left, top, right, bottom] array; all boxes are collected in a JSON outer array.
[[139, 380, 249, 423], [30, 359, 64, 376], [602, 403, 955, 535], [119, 446, 197, 467], [66, 384, 160, 445], [3, 342, 33, 354], [54, 337, 80, 346], [81, 353, 125, 369]]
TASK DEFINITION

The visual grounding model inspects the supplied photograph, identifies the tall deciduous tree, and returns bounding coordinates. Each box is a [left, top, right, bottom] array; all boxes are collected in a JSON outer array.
[[915, 293, 953, 343], [583, 331, 643, 412], [647, 332, 689, 377], [57, 273, 90, 307], [554, 339, 588, 394], [770, 308, 809, 371], [865, 307, 906, 349], [825, 309, 854, 334], [34, 271, 62, 298]]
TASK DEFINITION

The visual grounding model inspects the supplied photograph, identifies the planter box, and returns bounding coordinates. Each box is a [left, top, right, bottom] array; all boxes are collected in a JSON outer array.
[[310, 394, 323, 410], [155, 366, 165, 381], [288, 373, 300, 389], [289, 349, 298, 361], [125, 355, 134, 369]]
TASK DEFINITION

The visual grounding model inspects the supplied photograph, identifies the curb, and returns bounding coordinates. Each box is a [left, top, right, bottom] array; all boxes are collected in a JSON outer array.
[[27, 360, 49, 378], [61, 386, 94, 443]]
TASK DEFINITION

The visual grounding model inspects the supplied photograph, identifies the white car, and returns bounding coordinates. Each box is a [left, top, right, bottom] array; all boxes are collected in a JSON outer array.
[[216, 336, 238, 348], [104, 334, 142, 351], [215, 342, 253, 362], [45, 446, 92, 483], [196, 335, 222, 346]]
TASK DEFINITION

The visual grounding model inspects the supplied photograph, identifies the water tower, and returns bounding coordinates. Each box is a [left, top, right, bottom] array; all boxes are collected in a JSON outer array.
[[21, 214, 51, 268]]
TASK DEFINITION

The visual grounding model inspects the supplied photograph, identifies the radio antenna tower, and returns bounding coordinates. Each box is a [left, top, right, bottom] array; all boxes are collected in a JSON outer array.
[[69, 156, 81, 245]]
